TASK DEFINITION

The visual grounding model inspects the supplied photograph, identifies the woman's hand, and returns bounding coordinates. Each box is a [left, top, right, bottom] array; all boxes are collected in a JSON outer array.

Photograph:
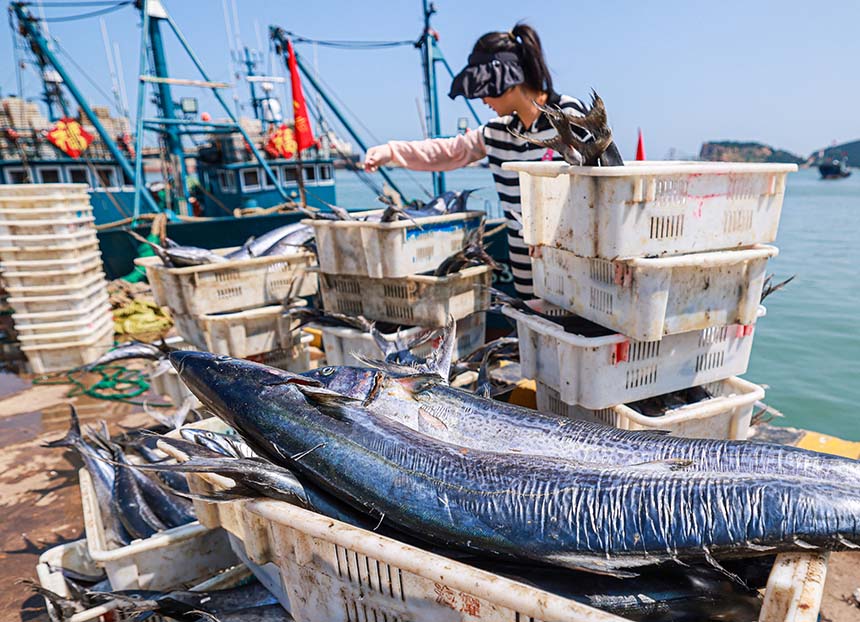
[[363, 145, 392, 172]]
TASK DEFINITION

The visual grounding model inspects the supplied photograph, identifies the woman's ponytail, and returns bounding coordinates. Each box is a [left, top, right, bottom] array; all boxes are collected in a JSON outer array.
[[510, 23, 553, 95], [472, 22, 553, 95]]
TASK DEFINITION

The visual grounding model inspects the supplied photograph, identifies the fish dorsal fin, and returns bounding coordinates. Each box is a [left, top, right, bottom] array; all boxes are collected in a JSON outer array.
[[423, 316, 456, 381], [350, 353, 420, 376]]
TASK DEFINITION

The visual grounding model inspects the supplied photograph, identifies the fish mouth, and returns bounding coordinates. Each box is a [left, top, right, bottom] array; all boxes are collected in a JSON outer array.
[[168, 349, 200, 376]]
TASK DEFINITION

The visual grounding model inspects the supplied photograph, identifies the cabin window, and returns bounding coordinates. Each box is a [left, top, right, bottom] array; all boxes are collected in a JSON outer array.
[[38, 167, 62, 184], [281, 166, 297, 183], [68, 167, 89, 185], [303, 165, 317, 182], [319, 164, 332, 181], [261, 167, 278, 188], [95, 167, 117, 188], [5, 168, 28, 184], [218, 170, 236, 193], [240, 168, 261, 192]]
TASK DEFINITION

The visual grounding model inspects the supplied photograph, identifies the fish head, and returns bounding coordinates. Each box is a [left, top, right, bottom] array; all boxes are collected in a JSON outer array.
[[301, 365, 380, 400], [169, 350, 317, 425]]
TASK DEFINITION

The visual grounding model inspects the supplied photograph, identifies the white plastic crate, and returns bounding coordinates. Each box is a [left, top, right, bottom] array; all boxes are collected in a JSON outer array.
[[1, 259, 104, 291], [321, 312, 486, 367], [7, 274, 108, 314], [135, 248, 317, 316], [36, 539, 251, 622], [162, 418, 826, 622], [78, 468, 239, 591], [0, 249, 103, 276], [0, 199, 92, 221], [0, 229, 98, 262], [504, 300, 764, 409], [308, 209, 484, 278], [174, 304, 304, 357], [536, 376, 765, 440], [533, 244, 777, 341], [318, 265, 491, 327], [12, 289, 109, 321], [246, 333, 314, 373], [149, 363, 200, 408], [14, 304, 113, 338], [0, 215, 96, 238], [504, 160, 796, 258], [0, 182, 87, 197], [21, 322, 114, 374]]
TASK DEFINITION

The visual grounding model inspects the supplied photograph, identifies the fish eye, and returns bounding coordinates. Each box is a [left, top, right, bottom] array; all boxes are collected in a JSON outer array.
[[321, 367, 335, 376], [216, 355, 231, 362]]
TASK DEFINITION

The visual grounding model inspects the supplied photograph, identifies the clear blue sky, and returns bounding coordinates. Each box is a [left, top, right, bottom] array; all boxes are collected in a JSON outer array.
[[2, 0, 857, 160]]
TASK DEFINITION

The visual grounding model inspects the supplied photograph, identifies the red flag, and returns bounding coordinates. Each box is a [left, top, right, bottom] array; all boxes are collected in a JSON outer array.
[[635, 128, 646, 161], [286, 40, 316, 152]]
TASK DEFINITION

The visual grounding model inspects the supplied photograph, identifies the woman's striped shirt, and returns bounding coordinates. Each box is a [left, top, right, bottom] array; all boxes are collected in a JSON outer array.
[[480, 92, 590, 296]]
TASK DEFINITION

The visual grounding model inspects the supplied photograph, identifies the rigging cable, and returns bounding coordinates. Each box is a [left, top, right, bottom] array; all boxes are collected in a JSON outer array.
[[303, 66, 433, 198], [281, 32, 415, 49], [41, 2, 132, 23], [50, 37, 121, 105]]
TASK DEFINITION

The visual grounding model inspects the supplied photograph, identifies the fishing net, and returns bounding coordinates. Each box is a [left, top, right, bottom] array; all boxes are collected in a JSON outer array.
[[33, 364, 171, 407]]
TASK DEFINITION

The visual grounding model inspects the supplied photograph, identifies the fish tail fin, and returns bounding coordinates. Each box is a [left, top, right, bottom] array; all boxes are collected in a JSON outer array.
[[43, 405, 83, 449], [369, 322, 396, 360], [127, 229, 170, 264]]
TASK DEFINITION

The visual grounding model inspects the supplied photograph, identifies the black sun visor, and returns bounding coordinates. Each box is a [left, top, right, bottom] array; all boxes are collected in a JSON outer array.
[[448, 51, 525, 100]]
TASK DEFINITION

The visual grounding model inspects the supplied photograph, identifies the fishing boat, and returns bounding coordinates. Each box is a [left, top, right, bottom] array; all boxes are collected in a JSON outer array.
[[818, 156, 851, 179], [6, 1, 508, 282]]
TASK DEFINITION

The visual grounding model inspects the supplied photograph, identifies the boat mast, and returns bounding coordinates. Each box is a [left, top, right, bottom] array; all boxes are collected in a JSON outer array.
[[10, 2, 161, 215], [270, 27, 407, 201], [420, 0, 445, 194], [243, 47, 262, 122], [143, 0, 190, 215]]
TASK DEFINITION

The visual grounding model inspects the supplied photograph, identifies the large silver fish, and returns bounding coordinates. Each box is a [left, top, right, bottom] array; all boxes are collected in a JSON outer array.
[[171, 352, 860, 576], [128, 230, 226, 268], [226, 223, 314, 260], [302, 366, 860, 487]]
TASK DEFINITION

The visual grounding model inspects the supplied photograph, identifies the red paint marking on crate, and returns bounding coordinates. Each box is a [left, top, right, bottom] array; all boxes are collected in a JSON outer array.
[[614, 341, 630, 365]]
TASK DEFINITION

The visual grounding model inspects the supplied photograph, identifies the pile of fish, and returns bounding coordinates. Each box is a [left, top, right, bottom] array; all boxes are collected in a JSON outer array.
[[31, 574, 285, 622], [107, 342, 858, 619], [45, 407, 195, 548], [129, 187, 485, 270], [129, 221, 314, 268]]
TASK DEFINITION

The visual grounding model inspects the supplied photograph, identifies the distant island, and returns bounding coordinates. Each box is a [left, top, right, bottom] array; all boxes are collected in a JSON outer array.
[[699, 141, 806, 164]]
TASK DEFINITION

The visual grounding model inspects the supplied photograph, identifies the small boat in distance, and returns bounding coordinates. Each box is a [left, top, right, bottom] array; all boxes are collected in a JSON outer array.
[[818, 156, 851, 179]]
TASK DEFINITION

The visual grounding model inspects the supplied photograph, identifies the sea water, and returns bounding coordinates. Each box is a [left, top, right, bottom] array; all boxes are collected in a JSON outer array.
[[334, 166, 860, 440]]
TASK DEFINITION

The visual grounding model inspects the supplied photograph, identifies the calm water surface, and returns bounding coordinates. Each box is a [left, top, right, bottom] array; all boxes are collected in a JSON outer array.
[[335, 166, 860, 440]]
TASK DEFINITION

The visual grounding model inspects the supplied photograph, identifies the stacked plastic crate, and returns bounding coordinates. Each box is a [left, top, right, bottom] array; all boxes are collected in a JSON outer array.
[[0, 184, 114, 373], [135, 247, 318, 371], [501, 161, 797, 439], [306, 209, 492, 365]]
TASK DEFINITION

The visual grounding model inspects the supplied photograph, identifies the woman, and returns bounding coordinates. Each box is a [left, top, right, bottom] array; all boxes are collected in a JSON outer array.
[[364, 23, 621, 296]]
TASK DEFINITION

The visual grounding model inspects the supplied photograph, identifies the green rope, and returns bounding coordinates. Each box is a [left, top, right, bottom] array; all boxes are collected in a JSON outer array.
[[34, 364, 172, 407]]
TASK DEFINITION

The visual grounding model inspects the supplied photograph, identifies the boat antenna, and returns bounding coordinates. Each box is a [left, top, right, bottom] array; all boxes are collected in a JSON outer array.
[[9, 1, 161, 215], [419, 0, 444, 194]]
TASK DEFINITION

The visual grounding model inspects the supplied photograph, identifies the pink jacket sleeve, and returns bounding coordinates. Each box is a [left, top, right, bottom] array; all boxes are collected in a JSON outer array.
[[386, 129, 487, 172]]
